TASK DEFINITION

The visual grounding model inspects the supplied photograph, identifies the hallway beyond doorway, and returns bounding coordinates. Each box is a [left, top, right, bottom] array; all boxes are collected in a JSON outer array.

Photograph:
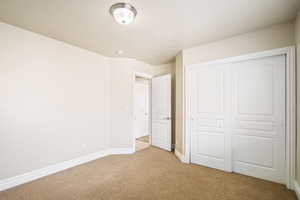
[[136, 136, 150, 151]]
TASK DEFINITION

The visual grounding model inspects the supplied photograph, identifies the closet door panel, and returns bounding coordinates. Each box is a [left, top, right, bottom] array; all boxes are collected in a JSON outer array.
[[232, 55, 286, 184], [189, 64, 232, 172]]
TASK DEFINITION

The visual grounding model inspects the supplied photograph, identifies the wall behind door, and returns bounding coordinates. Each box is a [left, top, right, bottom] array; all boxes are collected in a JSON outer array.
[[175, 21, 295, 155]]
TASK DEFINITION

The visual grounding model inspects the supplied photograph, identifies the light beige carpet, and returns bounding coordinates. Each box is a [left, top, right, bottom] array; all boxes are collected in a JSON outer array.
[[135, 140, 150, 151], [136, 135, 149, 143], [0, 147, 296, 200]]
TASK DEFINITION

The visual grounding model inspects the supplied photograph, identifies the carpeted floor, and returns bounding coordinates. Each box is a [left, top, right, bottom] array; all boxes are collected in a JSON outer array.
[[0, 147, 296, 200], [136, 135, 149, 143], [135, 140, 150, 151]]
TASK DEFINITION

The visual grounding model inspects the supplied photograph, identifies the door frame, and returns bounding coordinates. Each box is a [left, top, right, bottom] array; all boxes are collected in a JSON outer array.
[[132, 71, 153, 152], [184, 46, 296, 189]]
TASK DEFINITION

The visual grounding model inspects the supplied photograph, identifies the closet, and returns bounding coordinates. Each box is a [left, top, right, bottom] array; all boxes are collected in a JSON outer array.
[[187, 55, 286, 184]]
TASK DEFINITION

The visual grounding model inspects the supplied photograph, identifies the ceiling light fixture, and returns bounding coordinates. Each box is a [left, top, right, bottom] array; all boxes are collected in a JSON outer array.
[[109, 3, 137, 25]]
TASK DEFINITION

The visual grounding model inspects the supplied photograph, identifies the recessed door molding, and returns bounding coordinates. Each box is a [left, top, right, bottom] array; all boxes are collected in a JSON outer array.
[[184, 46, 296, 189]]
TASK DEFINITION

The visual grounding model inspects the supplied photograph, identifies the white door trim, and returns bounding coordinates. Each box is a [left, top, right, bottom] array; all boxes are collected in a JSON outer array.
[[184, 46, 296, 189], [133, 72, 153, 152]]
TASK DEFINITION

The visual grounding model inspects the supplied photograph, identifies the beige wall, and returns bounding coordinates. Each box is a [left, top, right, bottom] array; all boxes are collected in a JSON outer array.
[[175, 52, 184, 153], [109, 58, 135, 149], [151, 63, 174, 76], [295, 12, 300, 184], [176, 21, 295, 156], [0, 22, 174, 181], [183, 21, 295, 66], [0, 22, 111, 179]]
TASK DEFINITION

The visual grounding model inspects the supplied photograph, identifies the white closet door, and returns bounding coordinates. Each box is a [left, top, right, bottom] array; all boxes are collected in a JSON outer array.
[[189, 54, 286, 183], [231, 55, 286, 184], [190, 64, 232, 171]]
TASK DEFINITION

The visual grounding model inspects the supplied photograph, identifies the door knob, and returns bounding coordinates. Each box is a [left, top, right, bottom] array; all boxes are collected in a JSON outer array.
[[163, 117, 171, 120]]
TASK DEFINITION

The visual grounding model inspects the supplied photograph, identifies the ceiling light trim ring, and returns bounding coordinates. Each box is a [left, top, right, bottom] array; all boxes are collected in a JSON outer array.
[[109, 3, 137, 16], [109, 3, 137, 25]]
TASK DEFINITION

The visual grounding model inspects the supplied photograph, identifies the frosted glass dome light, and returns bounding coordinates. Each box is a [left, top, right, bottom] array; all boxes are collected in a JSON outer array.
[[110, 3, 137, 25]]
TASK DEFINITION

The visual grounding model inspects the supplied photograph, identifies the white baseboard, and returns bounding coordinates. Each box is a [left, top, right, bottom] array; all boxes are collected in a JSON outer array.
[[294, 180, 300, 200], [174, 149, 188, 163], [110, 148, 135, 155], [0, 148, 134, 192]]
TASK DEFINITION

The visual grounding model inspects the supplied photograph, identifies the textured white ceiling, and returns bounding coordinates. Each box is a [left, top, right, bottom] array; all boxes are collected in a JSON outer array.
[[0, 0, 299, 64]]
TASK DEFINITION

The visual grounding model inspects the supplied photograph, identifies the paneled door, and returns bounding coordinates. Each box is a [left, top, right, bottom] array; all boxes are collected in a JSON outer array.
[[189, 63, 232, 171], [189, 55, 286, 183], [151, 74, 172, 151], [231, 55, 286, 183]]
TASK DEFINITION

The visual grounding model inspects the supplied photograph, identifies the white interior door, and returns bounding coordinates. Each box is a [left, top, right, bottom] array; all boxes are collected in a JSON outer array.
[[189, 55, 286, 183], [231, 55, 285, 184], [189, 63, 232, 171], [151, 74, 172, 151], [134, 82, 149, 139]]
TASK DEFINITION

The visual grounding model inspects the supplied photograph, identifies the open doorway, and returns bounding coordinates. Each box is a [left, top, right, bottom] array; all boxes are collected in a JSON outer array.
[[134, 74, 151, 151], [133, 72, 172, 153]]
